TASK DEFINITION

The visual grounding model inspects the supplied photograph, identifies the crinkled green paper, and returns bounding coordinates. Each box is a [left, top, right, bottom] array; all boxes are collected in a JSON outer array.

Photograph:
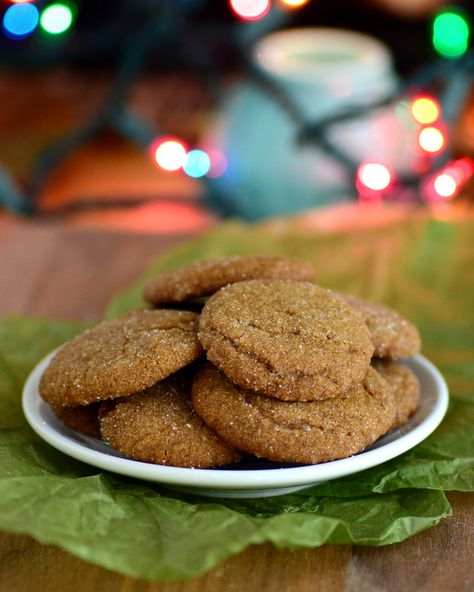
[[1, 217, 473, 581]]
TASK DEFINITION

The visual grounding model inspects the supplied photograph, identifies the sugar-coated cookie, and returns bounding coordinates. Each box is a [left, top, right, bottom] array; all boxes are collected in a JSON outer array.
[[342, 295, 421, 358], [192, 363, 395, 464], [199, 280, 373, 401], [143, 256, 316, 305], [100, 373, 241, 468], [372, 359, 420, 428], [40, 309, 203, 406]]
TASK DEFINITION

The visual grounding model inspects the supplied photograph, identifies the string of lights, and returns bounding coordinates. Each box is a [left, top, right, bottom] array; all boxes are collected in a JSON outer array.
[[238, 3, 474, 205], [2, 1, 75, 39], [0, 0, 472, 217]]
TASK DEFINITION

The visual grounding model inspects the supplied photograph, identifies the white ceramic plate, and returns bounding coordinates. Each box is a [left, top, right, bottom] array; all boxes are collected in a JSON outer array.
[[23, 352, 448, 499]]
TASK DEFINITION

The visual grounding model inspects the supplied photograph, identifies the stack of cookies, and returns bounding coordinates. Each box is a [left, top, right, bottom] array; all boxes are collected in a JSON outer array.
[[39, 256, 421, 468]]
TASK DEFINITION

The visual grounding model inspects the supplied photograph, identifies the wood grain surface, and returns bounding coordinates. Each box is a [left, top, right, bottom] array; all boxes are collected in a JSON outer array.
[[0, 217, 472, 592]]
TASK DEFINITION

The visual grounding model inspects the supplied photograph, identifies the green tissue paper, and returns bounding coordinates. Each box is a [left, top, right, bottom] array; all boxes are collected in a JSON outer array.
[[0, 218, 473, 581]]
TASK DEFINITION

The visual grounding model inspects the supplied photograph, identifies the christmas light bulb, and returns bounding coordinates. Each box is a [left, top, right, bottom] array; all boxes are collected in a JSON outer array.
[[206, 150, 228, 178], [357, 162, 392, 191], [183, 150, 211, 178], [433, 173, 457, 198], [153, 138, 187, 171], [40, 3, 74, 35], [433, 10, 470, 59], [411, 97, 440, 125], [229, 0, 271, 21], [2, 3, 39, 39], [452, 157, 474, 181], [280, 0, 310, 7], [418, 127, 445, 153]]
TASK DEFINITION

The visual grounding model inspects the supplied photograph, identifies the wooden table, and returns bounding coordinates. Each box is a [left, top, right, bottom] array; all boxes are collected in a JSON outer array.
[[0, 217, 472, 592]]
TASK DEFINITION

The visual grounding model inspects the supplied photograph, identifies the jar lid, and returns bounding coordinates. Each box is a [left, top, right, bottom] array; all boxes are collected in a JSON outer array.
[[253, 28, 394, 91]]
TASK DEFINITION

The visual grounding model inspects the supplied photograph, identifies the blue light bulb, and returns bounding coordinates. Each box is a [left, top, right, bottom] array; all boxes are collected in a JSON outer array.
[[3, 4, 39, 40], [183, 150, 211, 178]]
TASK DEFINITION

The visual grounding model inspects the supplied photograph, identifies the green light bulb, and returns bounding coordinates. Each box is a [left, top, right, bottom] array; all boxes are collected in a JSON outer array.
[[40, 3, 74, 35], [433, 10, 470, 59]]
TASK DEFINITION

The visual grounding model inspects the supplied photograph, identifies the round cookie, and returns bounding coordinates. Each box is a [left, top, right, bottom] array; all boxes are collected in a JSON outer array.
[[39, 309, 203, 407], [342, 294, 421, 358], [372, 359, 420, 428], [100, 374, 241, 468], [192, 363, 396, 465], [143, 256, 316, 306], [199, 280, 374, 401], [52, 404, 101, 438]]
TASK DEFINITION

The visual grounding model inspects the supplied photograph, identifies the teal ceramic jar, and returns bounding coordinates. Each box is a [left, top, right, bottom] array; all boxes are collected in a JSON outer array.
[[205, 28, 408, 220]]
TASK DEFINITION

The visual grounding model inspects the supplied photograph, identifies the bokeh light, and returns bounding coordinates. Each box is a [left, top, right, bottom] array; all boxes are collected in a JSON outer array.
[[424, 159, 474, 202], [40, 3, 74, 35], [2, 3, 39, 39], [433, 173, 457, 198], [357, 162, 392, 191], [433, 10, 470, 59], [411, 96, 440, 125], [418, 127, 445, 153], [452, 157, 474, 181], [206, 150, 228, 178], [279, 0, 309, 7], [229, 0, 271, 21], [153, 138, 187, 171], [183, 150, 211, 178]]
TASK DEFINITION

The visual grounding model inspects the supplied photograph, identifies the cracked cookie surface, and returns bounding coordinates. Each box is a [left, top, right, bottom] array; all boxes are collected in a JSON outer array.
[[342, 295, 421, 358], [372, 359, 420, 428], [192, 363, 395, 464], [100, 373, 241, 468], [199, 280, 374, 401], [40, 309, 203, 406], [143, 255, 316, 306]]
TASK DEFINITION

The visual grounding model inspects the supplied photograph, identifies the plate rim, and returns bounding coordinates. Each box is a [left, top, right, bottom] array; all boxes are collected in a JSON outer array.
[[22, 351, 449, 492]]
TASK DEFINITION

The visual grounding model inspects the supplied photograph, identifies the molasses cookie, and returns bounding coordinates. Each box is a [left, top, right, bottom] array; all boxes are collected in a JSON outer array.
[[199, 280, 373, 401], [40, 309, 203, 407], [51, 404, 101, 438], [143, 256, 316, 306], [100, 374, 241, 468], [192, 363, 396, 464], [342, 295, 421, 358], [372, 359, 420, 428]]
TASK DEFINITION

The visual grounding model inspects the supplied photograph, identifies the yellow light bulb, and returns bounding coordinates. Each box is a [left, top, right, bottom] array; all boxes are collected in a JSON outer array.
[[411, 97, 440, 125], [280, 0, 310, 7]]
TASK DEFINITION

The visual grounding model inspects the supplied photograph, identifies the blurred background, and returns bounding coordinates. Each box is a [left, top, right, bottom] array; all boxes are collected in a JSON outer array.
[[0, 0, 473, 233]]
